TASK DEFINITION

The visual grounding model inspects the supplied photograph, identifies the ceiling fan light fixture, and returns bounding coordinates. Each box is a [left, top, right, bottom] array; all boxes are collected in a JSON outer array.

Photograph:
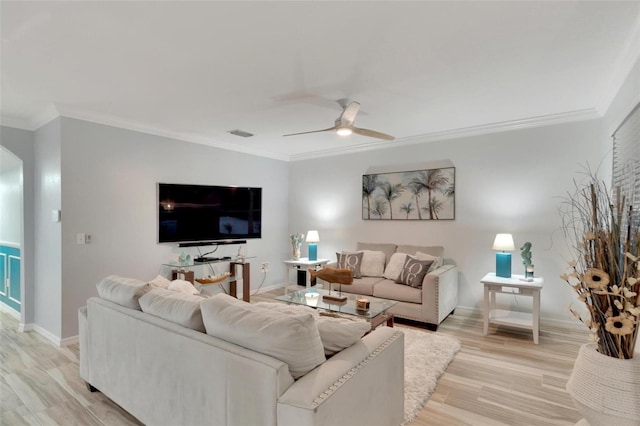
[[336, 127, 352, 136]]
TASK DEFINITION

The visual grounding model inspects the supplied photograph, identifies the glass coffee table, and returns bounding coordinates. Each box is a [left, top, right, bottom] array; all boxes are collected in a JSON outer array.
[[275, 288, 397, 331]]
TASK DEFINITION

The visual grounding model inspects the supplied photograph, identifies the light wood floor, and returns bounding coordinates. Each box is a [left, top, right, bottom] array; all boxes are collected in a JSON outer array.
[[1, 289, 587, 425]]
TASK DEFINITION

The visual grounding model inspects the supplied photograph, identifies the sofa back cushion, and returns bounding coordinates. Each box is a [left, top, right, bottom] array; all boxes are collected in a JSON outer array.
[[201, 294, 325, 379], [396, 245, 443, 258], [356, 242, 397, 266], [139, 288, 205, 332], [253, 302, 371, 356], [96, 275, 150, 310]]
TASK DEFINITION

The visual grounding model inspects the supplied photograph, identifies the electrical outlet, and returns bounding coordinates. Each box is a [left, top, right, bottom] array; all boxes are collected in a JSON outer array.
[[261, 262, 270, 273], [76, 233, 86, 245]]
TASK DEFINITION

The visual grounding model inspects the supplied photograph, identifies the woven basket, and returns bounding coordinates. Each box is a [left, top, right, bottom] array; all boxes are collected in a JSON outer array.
[[566, 343, 640, 426]]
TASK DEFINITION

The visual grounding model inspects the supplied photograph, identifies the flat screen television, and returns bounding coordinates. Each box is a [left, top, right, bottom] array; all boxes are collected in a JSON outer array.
[[158, 183, 262, 244]]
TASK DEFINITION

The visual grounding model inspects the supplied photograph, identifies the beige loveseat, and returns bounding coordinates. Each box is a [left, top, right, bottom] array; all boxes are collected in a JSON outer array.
[[79, 276, 404, 426], [326, 242, 458, 329]]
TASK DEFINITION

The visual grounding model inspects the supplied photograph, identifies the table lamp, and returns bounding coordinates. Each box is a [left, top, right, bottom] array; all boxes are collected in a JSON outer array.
[[306, 230, 319, 261], [493, 233, 515, 278]]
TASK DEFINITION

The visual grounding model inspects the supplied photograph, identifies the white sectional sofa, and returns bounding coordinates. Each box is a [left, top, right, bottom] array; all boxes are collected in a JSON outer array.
[[327, 242, 459, 329], [79, 276, 404, 426]]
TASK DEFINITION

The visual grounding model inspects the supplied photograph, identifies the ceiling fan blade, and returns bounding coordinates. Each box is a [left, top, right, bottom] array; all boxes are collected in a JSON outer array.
[[352, 127, 395, 141], [339, 101, 360, 125], [283, 126, 337, 137]]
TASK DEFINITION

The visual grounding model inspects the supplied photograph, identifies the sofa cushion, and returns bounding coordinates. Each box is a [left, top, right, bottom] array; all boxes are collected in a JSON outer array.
[[373, 279, 422, 304], [359, 250, 386, 277], [396, 256, 433, 288], [201, 294, 325, 379], [356, 242, 397, 266], [333, 276, 381, 296], [168, 279, 199, 295], [397, 245, 444, 259], [253, 302, 370, 356], [96, 275, 150, 310], [336, 251, 364, 278], [383, 253, 408, 281], [148, 274, 171, 289], [139, 288, 205, 332]]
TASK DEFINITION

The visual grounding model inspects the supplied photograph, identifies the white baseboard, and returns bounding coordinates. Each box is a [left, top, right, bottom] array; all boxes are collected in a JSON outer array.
[[60, 335, 79, 346], [0, 301, 20, 319]]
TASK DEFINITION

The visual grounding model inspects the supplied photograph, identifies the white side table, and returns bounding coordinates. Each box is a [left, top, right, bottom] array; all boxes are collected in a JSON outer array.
[[481, 273, 544, 344], [283, 258, 330, 294]]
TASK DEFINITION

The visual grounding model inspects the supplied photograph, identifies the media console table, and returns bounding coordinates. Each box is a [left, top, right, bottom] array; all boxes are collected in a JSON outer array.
[[164, 258, 253, 302]]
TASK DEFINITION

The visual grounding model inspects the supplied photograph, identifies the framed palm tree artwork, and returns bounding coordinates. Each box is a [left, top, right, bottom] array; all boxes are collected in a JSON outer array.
[[362, 167, 455, 220]]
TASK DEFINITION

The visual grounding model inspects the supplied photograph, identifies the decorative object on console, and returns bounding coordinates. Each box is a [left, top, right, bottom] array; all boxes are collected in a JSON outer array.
[[362, 166, 455, 220], [235, 246, 245, 261], [306, 230, 320, 261], [178, 251, 191, 266], [290, 233, 304, 260], [520, 242, 534, 279], [309, 267, 353, 303], [492, 233, 515, 278]]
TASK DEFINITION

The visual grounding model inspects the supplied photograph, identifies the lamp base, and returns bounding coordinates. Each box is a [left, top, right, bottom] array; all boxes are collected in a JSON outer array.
[[308, 243, 317, 261], [496, 252, 512, 278]]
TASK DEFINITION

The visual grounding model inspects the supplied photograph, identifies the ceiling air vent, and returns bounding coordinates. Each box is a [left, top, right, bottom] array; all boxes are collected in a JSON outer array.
[[228, 129, 254, 138]]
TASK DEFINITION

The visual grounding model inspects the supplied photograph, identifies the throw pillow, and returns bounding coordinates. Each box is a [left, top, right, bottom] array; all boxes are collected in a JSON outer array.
[[149, 274, 171, 289], [201, 294, 325, 379], [383, 253, 408, 280], [395, 257, 434, 288], [139, 288, 205, 332], [316, 315, 371, 356], [359, 250, 386, 277], [336, 251, 364, 278], [168, 279, 199, 295], [96, 275, 150, 310], [254, 302, 370, 356], [415, 251, 443, 273]]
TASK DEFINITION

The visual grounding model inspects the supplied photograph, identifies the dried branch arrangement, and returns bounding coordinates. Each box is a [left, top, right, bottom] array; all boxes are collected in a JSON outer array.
[[559, 170, 639, 359]]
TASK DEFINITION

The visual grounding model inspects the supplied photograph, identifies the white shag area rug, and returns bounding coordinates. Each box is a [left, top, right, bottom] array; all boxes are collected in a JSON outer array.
[[399, 327, 461, 425]]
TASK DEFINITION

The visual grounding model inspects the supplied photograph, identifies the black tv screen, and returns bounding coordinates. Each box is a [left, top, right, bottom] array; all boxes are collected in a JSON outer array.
[[158, 183, 262, 244]]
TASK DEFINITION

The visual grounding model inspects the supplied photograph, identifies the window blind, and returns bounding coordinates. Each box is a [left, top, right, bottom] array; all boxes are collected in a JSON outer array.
[[612, 101, 640, 244]]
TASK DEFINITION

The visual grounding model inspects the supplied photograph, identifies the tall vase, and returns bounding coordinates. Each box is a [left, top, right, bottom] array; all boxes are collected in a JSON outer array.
[[292, 242, 301, 260], [566, 343, 640, 426]]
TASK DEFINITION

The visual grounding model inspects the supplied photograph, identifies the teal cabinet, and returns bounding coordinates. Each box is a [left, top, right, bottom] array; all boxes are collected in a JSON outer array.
[[0, 245, 21, 312]]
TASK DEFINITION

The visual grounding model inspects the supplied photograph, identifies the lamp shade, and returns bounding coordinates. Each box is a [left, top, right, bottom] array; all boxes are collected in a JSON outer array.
[[492, 233, 515, 251], [306, 230, 320, 243]]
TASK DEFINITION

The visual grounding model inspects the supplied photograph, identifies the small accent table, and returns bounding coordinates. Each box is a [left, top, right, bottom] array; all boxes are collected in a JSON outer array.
[[283, 258, 330, 294], [481, 273, 544, 344]]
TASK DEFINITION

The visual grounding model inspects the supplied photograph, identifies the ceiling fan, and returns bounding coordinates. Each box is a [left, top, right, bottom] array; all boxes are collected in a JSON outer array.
[[283, 101, 395, 141]]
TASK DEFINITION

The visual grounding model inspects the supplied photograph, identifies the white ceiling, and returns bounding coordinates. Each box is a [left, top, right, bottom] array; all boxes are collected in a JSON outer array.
[[1, 1, 639, 161]]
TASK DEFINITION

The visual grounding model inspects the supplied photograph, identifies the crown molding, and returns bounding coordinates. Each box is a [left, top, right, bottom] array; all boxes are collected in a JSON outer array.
[[289, 108, 601, 161], [3, 104, 600, 163], [54, 107, 290, 162]]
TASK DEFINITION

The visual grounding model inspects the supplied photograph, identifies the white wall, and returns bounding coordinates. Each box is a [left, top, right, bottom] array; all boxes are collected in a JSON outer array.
[[58, 118, 290, 338], [34, 119, 62, 337], [0, 126, 35, 327], [289, 119, 604, 322]]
